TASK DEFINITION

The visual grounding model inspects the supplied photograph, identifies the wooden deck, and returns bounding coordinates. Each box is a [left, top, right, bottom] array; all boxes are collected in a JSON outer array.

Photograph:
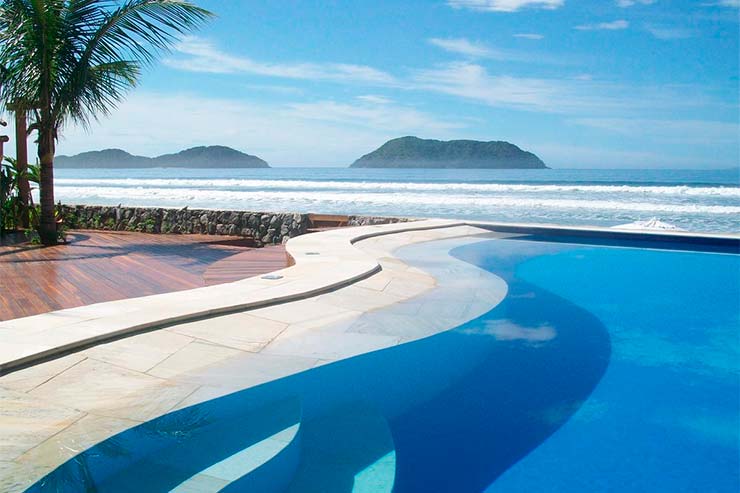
[[0, 230, 289, 321]]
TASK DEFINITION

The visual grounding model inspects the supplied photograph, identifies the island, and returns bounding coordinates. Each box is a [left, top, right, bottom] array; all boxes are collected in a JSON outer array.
[[351, 136, 547, 169], [55, 145, 270, 168]]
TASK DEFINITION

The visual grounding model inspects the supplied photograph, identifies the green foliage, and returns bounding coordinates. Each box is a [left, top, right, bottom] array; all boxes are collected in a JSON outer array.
[[0, 0, 213, 244], [26, 203, 68, 243], [136, 217, 156, 233], [92, 214, 103, 229], [0, 156, 37, 231], [24, 228, 40, 244]]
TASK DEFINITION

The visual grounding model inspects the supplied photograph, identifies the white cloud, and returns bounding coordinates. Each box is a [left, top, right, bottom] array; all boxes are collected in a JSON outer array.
[[616, 0, 656, 7], [447, 0, 564, 12], [645, 25, 693, 39], [165, 37, 397, 85], [287, 100, 463, 133], [356, 95, 393, 104], [241, 84, 303, 95], [412, 63, 557, 110], [575, 19, 629, 31], [165, 39, 582, 117], [514, 33, 545, 39], [427, 37, 535, 61], [428, 37, 566, 65], [428, 37, 494, 58], [411, 62, 620, 113]]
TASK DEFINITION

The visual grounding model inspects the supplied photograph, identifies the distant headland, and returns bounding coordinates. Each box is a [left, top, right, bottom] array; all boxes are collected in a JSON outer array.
[[351, 136, 547, 169], [55, 146, 270, 169]]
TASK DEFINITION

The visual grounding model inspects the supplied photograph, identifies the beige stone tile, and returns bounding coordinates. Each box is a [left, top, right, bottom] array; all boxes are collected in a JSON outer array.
[[83, 330, 194, 373], [171, 385, 246, 411], [248, 300, 345, 325], [281, 310, 362, 336], [0, 341, 54, 371], [0, 354, 86, 393], [382, 277, 434, 299], [262, 330, 400, 361], [376, 257, 407, 271], [353, 271, 394, 292], [0, 388, 85, 461], [0, 460, 39, 493], [171, 353, 319, 409], [0, 311, 93, 332], [147, 341, 244, 381], [169, 313, 287, 352], [15, 414, 139, 473], [189, 351, 318, 388], [28, 323, 121, 349], [29, 359, 197, 422], [316, 286, 405, 313], [344, 313, 441, 340]]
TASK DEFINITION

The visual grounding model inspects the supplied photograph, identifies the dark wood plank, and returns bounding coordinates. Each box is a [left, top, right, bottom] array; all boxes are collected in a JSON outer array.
[[0, 230, 289, 321]]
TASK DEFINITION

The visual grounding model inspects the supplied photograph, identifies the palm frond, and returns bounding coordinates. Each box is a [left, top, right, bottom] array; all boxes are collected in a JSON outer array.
[[0, 0, 212, 128], [55, 0, 212, 127]]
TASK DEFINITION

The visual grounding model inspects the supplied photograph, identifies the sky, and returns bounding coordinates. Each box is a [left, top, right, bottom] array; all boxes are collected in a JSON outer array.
[[3, 0, 740, 168]]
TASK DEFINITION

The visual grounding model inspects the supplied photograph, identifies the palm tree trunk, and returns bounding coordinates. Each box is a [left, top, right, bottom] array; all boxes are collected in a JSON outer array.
[[37, 129, 57, 246], [14, 110, 29, 229]]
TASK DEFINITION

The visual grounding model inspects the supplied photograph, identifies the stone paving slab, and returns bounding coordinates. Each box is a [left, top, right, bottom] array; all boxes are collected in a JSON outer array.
[[0, 220, 462, 375], [0, 223, 504, 491]]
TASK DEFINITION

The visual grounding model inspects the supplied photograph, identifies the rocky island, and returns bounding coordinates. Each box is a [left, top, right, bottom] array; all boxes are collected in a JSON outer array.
[[351, 136, 547, 169], [56, 145, 270, 168]]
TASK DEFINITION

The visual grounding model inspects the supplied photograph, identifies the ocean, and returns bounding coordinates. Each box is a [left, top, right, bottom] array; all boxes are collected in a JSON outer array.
[[53, 167, 740, 234]]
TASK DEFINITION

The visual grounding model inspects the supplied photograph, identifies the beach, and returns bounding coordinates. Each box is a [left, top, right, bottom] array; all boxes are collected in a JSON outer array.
[[53, 167, 740, 233]]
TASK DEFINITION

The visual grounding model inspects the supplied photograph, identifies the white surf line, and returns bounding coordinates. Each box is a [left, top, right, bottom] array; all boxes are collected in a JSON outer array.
[[55, 178, 740, 197], [53, 187, 740, 214]]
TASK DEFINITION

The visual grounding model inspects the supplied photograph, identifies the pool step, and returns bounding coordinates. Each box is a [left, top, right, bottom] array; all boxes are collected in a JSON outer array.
[[161, 396, 302, 493], [46, 397, 304, 493], [171, 422, 300, 493], [285, 402, 397, 493]]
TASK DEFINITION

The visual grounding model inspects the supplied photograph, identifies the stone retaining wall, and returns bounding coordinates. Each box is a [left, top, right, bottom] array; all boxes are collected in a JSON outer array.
[[347, 215, 412, 227], [59, 205, 409, 246]]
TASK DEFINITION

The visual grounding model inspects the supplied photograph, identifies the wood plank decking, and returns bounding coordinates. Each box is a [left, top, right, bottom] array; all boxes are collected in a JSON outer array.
[[0, 230, 289, 321]]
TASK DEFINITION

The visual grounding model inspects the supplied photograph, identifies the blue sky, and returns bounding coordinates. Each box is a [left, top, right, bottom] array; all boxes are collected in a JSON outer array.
[[30, 0, 740, 167]]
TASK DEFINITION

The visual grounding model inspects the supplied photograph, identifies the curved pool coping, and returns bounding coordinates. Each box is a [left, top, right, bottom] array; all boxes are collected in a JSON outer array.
[[1, 219, 736, 377], [0, 219, 464, 376]]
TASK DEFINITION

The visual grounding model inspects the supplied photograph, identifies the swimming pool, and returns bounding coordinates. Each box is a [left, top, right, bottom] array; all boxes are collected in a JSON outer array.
[[25, 233, 739, 492]]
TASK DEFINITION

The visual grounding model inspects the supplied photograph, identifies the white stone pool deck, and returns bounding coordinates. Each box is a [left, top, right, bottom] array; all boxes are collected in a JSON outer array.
[[1, 219, 737, 492], [0, 220, 512, 492]]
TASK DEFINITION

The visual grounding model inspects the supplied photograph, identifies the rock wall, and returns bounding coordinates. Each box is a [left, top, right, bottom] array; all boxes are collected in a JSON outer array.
[[347, 215, 412, 227], [59, 205, 409, 246], [59, 205, 308, 246]]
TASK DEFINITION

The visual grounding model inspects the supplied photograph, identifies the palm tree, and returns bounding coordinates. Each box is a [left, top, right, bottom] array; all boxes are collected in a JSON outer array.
[[0, 0, 212, 245]]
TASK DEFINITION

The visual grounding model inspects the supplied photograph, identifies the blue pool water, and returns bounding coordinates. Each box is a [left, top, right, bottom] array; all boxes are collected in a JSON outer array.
[[26, 235, 739, 492]]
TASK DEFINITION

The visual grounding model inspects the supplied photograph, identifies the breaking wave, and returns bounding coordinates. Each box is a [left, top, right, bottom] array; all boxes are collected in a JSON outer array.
[[54, 178, 740, 198], [54, 186, 740, 215]]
